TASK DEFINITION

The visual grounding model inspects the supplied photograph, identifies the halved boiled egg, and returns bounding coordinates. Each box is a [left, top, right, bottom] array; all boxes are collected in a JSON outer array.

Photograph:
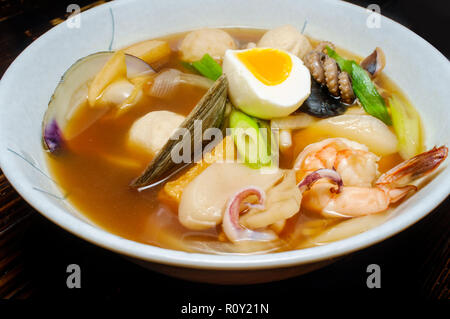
[[223, 47, 311, 119]]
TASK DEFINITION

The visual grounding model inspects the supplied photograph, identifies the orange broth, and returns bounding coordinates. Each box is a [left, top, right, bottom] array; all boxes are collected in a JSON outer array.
[[46, 29, 418, 253]]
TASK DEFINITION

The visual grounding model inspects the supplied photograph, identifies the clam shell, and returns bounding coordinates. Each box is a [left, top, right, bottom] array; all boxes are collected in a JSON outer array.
[[42, 52, 153, 152]]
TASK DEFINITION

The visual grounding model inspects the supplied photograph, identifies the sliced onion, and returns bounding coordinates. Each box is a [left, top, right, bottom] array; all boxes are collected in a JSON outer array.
[[148, 68, 213, 99]]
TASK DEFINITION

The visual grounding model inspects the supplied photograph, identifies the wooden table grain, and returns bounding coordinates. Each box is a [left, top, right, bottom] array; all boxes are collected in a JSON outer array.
[[0, 0, 448, 304]]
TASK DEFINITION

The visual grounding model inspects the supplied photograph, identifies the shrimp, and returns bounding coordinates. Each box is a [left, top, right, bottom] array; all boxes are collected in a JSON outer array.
[[294, 138, 448, 217], [294, 138, 380, 187]]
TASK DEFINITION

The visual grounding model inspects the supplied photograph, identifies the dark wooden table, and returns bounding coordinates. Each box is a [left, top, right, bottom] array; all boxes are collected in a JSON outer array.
[[0, 0, 448, 306]]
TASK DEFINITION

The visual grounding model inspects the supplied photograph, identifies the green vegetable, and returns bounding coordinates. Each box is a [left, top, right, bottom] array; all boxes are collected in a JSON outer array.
[[327, 48, 353, 74], [229, 110, 272, 168], [180, 61, 198, 73], [389, 96, 422, 159], [326, 46, 392, 125], [190, 54, 223, 81]]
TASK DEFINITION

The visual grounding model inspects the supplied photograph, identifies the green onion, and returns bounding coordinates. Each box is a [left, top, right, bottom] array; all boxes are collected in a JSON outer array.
[[327, 48, 353, 74], [180, 61, 198, 73], [326, 46, 392, 125], [191, 54, 223, 81], [389, 96, 422, 159], [229, 109, 272, 168]]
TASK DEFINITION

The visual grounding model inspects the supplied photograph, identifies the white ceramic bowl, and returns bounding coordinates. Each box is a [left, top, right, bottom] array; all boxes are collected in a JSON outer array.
[[0, 0, 449, 284]]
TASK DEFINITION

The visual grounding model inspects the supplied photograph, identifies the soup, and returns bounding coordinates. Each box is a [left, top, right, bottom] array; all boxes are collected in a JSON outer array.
[[43, 27, 447, 254]]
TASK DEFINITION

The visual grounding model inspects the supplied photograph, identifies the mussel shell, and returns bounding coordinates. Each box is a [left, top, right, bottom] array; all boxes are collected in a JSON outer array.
[[300, 77, 348, 118]]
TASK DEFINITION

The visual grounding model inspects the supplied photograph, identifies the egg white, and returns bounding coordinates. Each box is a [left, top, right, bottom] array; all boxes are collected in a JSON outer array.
[[223, 48, 311, 119]]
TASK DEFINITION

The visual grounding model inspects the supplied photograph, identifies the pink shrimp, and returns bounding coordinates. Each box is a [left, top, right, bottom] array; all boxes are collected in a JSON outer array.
[[294, 138, 380, 188], [294, 139, 448, 217]]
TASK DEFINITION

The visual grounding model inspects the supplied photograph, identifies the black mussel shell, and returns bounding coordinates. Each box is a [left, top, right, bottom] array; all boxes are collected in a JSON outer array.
[[300, 78, 348, 118]]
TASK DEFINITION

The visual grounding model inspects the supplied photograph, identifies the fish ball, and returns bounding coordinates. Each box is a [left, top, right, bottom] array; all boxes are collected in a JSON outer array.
[[128, 111, 185, 156], [258, 25, 312, 59], [179, 28, 237, 62]]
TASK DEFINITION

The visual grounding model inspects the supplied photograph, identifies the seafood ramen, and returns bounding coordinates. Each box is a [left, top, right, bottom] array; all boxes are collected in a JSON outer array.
[[42, 26, 448, 254]]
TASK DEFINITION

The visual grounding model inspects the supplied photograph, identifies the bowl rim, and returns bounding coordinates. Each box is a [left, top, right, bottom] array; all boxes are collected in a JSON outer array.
[[0, 0, 449, 270]]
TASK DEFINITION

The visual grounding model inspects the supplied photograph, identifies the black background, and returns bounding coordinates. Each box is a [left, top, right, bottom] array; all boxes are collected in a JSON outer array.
[[0, 0, 449, 310]]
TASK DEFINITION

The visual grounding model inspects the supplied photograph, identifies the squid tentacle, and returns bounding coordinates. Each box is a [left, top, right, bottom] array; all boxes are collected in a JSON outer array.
[[223, 169, 344, 243], [222, 186, 276, 243], [298, 168, 343, 193]]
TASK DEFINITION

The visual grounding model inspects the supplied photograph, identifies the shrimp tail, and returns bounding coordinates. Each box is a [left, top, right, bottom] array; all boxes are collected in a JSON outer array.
[[387, 185, 417, 203], [376, 146, 448, 187]]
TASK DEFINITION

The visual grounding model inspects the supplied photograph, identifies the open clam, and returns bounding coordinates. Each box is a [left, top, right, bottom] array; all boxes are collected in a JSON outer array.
[[42, 52, 153, 152]]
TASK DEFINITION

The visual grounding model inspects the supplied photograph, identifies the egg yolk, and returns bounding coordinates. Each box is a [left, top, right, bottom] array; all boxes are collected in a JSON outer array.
[[237, 48, 292, 86]]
